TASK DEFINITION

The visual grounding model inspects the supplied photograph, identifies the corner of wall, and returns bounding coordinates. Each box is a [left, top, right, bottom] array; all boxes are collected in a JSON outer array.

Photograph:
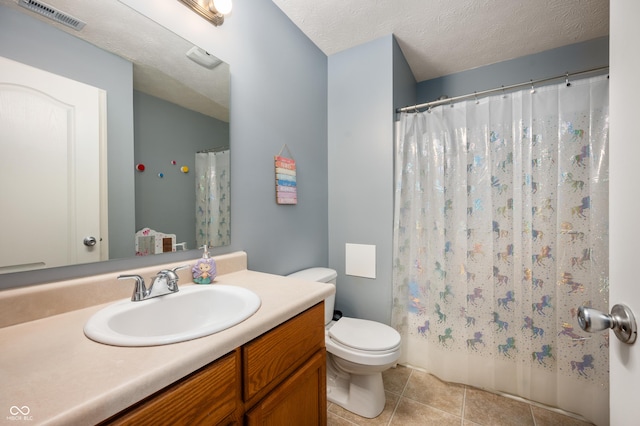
[[327, 35, 399, 324]]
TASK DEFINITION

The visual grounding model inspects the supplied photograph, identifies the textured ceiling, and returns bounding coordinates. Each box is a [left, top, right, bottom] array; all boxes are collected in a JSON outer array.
[[0, 0, 230, 121], [272, 0, 610, 82], [4, 0, 609, 115]]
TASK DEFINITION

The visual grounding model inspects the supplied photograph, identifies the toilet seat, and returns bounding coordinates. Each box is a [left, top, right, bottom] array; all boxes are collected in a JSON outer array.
[[328, 317, 401, 352], [325, 317, 401, 368], [327, 335, 400, 356]]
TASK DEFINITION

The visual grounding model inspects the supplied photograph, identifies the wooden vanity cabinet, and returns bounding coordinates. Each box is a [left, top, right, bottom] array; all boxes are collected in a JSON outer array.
[[243, 302, 326, 425], [245, 350, 326, 425], [102, 302, 326, 426], [102, 350, 240, 426]]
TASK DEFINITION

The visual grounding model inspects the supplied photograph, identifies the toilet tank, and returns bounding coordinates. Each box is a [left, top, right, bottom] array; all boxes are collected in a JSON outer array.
[[287, 267, 337, 325], [288, 267, 337, 284]]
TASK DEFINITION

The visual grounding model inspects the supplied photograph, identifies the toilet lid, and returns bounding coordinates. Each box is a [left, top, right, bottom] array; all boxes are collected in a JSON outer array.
[[328, 317, 401, 352]]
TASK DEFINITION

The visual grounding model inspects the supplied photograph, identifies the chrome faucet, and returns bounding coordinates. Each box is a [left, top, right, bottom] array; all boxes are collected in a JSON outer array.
[[118, 265, 188, 301]]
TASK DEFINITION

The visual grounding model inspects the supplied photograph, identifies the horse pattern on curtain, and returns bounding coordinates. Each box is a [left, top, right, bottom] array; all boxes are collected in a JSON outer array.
[[195, 150, 231, 248], [392, 75, 609, 424]]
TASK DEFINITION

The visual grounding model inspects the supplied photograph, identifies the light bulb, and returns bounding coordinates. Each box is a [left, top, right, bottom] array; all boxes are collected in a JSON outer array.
[[211, 0, 232, 15]]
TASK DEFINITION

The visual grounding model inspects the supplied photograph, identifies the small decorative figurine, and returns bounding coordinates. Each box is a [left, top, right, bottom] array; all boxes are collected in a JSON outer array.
[[192, 245, 217, 284]]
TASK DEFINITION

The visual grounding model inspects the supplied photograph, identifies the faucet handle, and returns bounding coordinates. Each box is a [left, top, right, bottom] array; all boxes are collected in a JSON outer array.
[[157, 265, 188, 277], [118, 274, 147, 301], [157, 265, 188, 292]]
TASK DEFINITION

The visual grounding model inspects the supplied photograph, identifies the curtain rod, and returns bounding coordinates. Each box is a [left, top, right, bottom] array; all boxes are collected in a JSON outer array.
[[396, 65, 609, 113]]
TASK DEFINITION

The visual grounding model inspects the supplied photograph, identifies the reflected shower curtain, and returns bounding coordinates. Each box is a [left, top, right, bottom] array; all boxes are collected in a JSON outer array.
[[195, 150, 230, 248], [392, 76, 609, 425]]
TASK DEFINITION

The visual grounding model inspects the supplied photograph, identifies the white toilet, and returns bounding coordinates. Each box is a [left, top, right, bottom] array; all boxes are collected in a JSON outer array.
[[288, 267, 401, 418]]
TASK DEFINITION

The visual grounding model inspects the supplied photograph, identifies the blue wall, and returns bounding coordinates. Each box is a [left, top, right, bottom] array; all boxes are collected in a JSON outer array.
[[133, 91, 229, 251], [327, 36, 607, 325], [223, 0, 329, 274], [0, 0, 329, 288], [123, 0, 330, 274], [327, 36, 415, 324], [417, 36, 609, 103], [0, 0, 607, 302]]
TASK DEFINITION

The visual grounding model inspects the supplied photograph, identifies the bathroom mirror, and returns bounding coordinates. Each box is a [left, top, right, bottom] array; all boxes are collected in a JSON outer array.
[[0, 0, 230, 275]]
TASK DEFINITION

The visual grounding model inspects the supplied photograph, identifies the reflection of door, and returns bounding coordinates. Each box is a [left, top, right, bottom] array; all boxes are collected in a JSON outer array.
[[610, 2, 639, 424], [0, 56, 107, 273]]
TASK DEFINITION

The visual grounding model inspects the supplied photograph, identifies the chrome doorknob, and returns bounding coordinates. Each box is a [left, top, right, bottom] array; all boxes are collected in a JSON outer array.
[[577, 304, 637, 344], [83, 236, 97, 247]]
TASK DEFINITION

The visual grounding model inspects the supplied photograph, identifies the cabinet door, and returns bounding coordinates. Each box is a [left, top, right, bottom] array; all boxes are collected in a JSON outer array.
[[103, 350, 239, 425], [246, 349, 326, 426], [243, 302, 324, 403]]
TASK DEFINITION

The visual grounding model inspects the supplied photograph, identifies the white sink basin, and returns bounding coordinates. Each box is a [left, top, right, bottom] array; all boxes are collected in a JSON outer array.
[[84, 285, 261, 346]]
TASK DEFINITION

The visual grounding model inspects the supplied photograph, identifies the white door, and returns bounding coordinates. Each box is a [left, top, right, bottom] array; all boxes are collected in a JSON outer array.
[[0, 56, 107, 273], [610, 1, 640, 425]]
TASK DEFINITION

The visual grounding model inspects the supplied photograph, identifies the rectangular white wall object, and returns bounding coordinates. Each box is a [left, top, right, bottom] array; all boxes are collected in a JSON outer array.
[[345, 243, 376, 279]]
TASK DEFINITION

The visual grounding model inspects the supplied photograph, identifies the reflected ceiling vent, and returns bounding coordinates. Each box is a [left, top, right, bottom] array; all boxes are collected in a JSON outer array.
[[18, 0, 86, 31], [186, 46, 222, 69]]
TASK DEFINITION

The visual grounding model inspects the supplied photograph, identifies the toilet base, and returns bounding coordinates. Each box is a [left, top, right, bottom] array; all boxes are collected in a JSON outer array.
[[326, 358, 386, 418]]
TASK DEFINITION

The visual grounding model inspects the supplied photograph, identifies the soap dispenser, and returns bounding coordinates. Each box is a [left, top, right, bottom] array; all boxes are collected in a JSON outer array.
[[192, 245, 217, 284]]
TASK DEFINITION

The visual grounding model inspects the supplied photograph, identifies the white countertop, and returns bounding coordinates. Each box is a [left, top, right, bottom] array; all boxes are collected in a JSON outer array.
[[0, 264, 333, 425]]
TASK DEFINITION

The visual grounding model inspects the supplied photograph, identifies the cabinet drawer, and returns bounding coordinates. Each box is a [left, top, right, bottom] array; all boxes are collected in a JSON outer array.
[[243, 302, 324, 402], [104, 350, 239, 425]]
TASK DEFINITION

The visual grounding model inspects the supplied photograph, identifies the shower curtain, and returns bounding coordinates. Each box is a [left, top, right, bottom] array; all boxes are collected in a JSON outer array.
[[392, 75, 609, 425], [195, 150, 230, 248]]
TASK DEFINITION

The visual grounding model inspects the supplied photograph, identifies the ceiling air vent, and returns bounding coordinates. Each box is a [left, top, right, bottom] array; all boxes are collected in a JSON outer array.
[[18, 0, 86, 31]]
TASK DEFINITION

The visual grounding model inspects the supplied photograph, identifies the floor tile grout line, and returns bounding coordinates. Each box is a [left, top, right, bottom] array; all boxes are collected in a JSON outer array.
[[327, 408, 358, 426], [391, 367, 469, 424], [397, 394, 465, 424], [460, 385, 467, 425], [386, 367, 414, 425], [328, 365, 592, 426], [399, 366, 413, 396], [385, 396, 400, 426]]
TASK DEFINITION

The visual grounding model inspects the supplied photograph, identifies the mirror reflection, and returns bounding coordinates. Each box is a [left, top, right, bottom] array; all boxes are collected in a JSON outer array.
[[0, 0, 230, 274]]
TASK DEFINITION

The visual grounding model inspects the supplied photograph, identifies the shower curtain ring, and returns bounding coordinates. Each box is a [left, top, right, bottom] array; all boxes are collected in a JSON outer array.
[[530, 80, 536, 94], [474, 92, 479, 104], [501, 85, 507, 98], [565, 72, 571, 87]]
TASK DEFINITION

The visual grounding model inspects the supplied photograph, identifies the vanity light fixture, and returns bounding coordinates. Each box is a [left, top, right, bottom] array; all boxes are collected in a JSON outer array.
[[178, 0, 233, 27]]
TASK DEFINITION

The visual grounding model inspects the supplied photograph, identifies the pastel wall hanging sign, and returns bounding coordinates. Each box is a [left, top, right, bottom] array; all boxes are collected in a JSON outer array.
[[275, 144, 297, 205]]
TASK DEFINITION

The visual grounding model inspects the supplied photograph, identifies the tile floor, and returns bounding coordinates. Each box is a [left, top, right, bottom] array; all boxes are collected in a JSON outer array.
[[327, 365, 595, 426]]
